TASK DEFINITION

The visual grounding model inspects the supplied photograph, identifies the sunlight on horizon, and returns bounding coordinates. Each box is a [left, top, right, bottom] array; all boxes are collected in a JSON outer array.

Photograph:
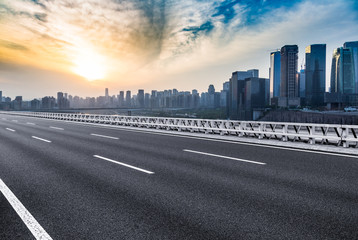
[[72, 48, 107, 81]]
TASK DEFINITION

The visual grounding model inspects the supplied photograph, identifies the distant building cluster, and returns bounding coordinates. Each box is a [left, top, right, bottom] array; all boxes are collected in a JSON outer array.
[[1, 41, 357, 121], [0, 85, 228, 111], [69, 85, 228, 109]]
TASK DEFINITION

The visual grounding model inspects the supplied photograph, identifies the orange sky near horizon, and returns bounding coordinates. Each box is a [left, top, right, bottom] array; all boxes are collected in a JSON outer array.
[[0, 0, 357, 99]]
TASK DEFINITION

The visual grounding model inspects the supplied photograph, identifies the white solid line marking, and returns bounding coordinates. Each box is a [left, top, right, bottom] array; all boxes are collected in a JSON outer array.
[[32, 136, 52, 143], [49, 126, 64, 130], [93, 155, 154, 174], [183, 149, 267, 165], [90, 133, 119, 140], [0, 179, 53, 240], [6, 128, 16, 132], [26, 122, 36, 125]]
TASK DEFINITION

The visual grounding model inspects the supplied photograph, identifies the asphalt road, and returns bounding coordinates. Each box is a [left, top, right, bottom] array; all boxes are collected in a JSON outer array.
[[0, 113, 357, 239]]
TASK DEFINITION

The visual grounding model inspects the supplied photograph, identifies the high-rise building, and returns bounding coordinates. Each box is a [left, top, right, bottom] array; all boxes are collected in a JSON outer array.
[[137, 89, 145, 108], [57, 92, 64, 102], [343, 41, 358, 93], [144, 93, 150, 108], [248, 69, 259, 78], [207, 84, 215, 108], [221, 81, 229, 108], [57, 92, 64, 109], [299, 68, 305, 98], [0, 91, 2, 102], [125, 91, 131, 107], [118, 91, 124, 107], [13, 96, 22, 110], [269, 51, 281, 100], [305, 44, 326, 106], [331, 47, 355, 94], [279, 45, 300, 107], [42, 96, 56, 109], [228, 69, 259, 119], [105, 88, 109, 97], [223, 81, 229, 91], [191, 89, 200, 108], [208, 85, 215, 94], [30, 99, 41, 110], [244, 77, 270, 120], [57, 92, 69, 109], [151, 90, 158, 108]]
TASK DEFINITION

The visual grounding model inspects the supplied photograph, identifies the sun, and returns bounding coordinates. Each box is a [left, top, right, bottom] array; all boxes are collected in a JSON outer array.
[[72, 48, 106, 81]]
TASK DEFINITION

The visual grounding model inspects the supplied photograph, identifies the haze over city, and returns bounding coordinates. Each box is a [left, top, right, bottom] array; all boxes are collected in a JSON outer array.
[[1, 0, 358, 99]]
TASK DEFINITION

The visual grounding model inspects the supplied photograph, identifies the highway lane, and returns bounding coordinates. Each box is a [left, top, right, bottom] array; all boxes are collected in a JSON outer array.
[[0, 193, 34, 240], [0, 113, 358, 239]]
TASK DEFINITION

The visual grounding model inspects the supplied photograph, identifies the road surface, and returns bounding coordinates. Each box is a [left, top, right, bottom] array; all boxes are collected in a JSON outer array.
[[0, 113, 357, 239]]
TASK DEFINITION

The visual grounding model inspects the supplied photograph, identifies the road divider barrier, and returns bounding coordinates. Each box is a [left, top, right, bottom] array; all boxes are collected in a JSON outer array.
[[1, 111, 357, 148]]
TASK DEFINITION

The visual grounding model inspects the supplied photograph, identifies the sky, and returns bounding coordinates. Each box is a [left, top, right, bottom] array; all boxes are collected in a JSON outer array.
[[0, 0, 357, 100]]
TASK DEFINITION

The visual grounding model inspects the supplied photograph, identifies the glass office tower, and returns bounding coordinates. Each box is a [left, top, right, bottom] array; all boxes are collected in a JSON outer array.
[[305, 44, 326, 106], [331, 47, 355, 94], [343, 41, 358, 94], [269, 51, 281, 99]]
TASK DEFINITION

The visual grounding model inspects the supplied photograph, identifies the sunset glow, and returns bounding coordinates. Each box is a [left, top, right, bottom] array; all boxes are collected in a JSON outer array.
[[0, 0, 357, 98], [72, 49, 106, 81]]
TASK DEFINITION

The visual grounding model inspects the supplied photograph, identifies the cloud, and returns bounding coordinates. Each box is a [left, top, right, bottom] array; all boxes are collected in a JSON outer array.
[[212, 0, 241, 24], [33, 12, 47, 22], [28, 0, 47, 9], [182, 21, 214, 39], [0, 39, 29, 51], [0, 0, 357, 98]]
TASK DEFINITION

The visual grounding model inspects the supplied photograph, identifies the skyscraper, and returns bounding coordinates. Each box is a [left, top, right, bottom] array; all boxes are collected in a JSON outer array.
[[343, 41, 358, 93], [125, 90, 131, 107], [299, 68, 305, 98], [144, 93, 150, 108], [57, 92, 64, 109], [279, 45, 300, 107], [119, 91, 124, 107], [57, 92, 63, 101], [269, 51, 281, 100], [137, 89, 145, 108], [244, 77, 270, 120], [208, 85, 215, 94], [305, 44, 326, 106], [105, 88, 109, 98], [57, 92, 69, 109], [14, 96, 22, 110], [228, 69, 259, 119], [221, 82, 229, 108], [331, 47, 355, 94]]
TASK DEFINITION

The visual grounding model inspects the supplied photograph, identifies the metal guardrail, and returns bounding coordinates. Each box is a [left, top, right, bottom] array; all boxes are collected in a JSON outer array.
[[1, 111, 358, 148]]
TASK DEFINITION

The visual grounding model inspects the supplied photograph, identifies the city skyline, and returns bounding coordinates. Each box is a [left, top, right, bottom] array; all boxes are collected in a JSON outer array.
[[0, 0, 358, 99]]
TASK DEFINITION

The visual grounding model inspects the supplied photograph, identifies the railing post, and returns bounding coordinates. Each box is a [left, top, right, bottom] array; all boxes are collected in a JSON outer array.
[[342, 127, 349, 148], [238, 122, 245, 137], [258, 123, 264, 139], [309, 125, 316, 145], [282, 124, 288, 142]]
